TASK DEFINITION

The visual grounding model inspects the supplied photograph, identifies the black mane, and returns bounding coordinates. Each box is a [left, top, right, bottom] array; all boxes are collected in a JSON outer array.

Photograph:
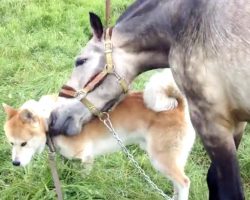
[[114, 0, 238, 57], [117, 0, 161, 24]]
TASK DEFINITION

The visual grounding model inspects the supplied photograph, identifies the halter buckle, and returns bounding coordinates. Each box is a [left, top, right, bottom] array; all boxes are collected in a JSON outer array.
[[104, 41, 112, 50], [98, 112, 110, 122], [74, 89, 87, 100], [112, 70, 122, 81], [104, 64, 115, 73]]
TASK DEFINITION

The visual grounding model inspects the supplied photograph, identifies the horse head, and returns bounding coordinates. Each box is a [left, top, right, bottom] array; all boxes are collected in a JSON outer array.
[[49, 11, 170, 136]]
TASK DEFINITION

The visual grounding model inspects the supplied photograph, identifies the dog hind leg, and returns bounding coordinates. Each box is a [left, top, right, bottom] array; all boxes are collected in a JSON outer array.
[[149, 152, 190, 200]]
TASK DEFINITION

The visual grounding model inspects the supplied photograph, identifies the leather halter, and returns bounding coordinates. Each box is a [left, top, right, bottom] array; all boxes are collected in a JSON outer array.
[[59, 28, 128, 118]]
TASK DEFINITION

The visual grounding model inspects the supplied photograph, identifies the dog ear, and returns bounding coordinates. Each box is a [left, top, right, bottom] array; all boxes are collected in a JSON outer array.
[[19, 109, 37, 124], [89, 12, 103, 40], [2, 103, 18, 119]]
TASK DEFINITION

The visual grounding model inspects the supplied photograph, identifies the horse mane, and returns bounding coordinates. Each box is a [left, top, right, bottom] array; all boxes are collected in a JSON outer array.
[[114, 0, 205, 52], [115, 0, 245, 57], [116, 0, 160, 24]]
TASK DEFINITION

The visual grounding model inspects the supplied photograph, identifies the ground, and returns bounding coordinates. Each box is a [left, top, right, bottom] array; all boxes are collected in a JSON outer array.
[[0, 0, 250, 199]]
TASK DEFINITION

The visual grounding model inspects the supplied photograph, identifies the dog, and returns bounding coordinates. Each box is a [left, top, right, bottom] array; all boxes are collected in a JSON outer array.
[[3, 69, 195, 200]]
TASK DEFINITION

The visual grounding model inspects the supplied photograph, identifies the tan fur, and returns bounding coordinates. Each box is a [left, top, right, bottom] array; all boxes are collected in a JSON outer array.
[[3, 88, 195, 200], [3, 108, 46, 142], [57, 92, 186, 154]]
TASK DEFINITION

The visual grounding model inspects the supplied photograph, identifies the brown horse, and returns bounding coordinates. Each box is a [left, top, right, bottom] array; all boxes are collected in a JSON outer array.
[[49, 0, 250, 199]]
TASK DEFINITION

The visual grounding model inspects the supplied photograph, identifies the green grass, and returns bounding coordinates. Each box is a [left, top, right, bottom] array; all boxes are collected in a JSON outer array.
[[0, 0, 250, 199]]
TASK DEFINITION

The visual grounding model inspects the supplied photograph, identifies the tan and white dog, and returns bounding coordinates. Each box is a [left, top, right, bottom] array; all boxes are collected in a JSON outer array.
[[3, 69, 195, 200]]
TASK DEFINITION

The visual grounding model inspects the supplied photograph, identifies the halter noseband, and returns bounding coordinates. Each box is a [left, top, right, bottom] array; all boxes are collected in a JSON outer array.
[[59, 28, 128, 118]]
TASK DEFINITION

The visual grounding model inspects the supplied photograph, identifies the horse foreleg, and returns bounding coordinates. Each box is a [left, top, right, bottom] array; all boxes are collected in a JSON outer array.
[[191, 112, 244, 200], [206, 121, 246, 199], [204, 131, 243, 200], [207, 163, 219, 200]]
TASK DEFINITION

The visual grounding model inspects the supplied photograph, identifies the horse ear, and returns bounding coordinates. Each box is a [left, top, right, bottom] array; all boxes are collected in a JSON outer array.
[[2, 103, 17, 119], [19, 109, 37, 124], [89, 12, 103, 40]]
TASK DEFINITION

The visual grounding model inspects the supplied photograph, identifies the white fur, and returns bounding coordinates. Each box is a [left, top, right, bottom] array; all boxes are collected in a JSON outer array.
[[55, 129, 145, 161], [21, 100, 41, 113], [21, 96, 63, 120], [143, 69, 179, 112], [11, 136, 46, 166]]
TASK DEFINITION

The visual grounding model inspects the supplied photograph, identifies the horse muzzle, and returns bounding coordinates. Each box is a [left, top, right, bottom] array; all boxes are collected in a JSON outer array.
[[48, 101, 91, 136]]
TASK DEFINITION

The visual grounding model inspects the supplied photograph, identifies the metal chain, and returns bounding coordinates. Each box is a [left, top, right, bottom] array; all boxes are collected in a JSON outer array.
[[101, 114, 173, 200]]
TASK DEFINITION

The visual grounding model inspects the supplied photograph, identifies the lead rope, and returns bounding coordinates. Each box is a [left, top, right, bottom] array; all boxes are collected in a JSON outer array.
[[100, 113, 173, 200], [105, 0, 111, 27], [47, 136, 64, 200]]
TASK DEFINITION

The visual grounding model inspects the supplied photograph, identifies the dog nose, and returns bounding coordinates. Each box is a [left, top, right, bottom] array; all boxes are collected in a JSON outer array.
[[12, 161, 21, 166]]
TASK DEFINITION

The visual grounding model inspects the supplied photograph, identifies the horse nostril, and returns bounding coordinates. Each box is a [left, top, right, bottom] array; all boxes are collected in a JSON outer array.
[[12, 161, 21, 166], [48, 111, 61, 136], [49, 112, 57, 128]]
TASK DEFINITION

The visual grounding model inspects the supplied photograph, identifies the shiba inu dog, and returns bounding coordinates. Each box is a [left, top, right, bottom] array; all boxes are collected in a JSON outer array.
[[3, 69, 195, 200]]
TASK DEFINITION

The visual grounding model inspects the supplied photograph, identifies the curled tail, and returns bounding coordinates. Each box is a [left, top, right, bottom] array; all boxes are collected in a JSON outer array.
[[143, 69, 185, 112]]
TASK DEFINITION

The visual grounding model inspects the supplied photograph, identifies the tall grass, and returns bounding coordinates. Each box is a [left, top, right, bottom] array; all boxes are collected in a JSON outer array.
[[0, 0, 250, 199]]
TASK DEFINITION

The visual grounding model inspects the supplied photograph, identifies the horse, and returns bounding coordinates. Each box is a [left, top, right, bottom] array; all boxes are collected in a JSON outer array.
[[48, 0, 250, 199]]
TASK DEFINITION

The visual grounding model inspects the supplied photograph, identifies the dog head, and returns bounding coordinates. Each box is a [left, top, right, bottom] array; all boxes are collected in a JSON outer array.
[[2, 102, 47, 166]]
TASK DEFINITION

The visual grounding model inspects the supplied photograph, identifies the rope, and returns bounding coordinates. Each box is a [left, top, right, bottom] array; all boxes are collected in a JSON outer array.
[[47, 136, 64, 200], [105, 0, 111, 26]]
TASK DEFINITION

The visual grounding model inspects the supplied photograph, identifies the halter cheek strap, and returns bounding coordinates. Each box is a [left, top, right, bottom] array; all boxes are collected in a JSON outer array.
[[104, 29, 128, 93], [59, 28, 128, 118]]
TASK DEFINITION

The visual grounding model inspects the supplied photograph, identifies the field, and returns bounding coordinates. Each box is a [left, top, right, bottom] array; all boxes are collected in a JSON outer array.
[[0, 0, 250, 199]]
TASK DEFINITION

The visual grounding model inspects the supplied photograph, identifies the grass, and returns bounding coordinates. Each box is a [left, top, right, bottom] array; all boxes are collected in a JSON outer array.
[[0, 0, 250, 199]]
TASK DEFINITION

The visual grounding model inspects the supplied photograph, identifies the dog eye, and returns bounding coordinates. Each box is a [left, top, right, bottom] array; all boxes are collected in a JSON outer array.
[[75, 58, 88, 67], [10, 142, 14, 146], [21, 142, 27, 147]]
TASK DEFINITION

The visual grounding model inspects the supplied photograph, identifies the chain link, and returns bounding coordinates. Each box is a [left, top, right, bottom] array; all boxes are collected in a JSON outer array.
[[102, 115, 173, 200]]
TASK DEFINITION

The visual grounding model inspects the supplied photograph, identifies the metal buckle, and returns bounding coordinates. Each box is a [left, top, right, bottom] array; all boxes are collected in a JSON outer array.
[[104, 41, 112, 49], [74, 89, 87, 100], [112, 70, 122, 81], [105, 49, 112, 53], [104, 64, 115, 73], [98, 112, 110, 122], [104, 41, 112, 53]]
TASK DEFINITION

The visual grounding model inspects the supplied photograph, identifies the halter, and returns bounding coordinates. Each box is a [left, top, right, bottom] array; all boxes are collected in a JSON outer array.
[[59, 28, 128, 118]]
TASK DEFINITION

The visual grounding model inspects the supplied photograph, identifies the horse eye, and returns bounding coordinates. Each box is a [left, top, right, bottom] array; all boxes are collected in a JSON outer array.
[[21, 142, 27, 147], [75, 58, 88, 67]]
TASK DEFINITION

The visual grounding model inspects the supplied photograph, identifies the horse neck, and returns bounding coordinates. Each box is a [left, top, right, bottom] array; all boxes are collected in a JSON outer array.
[[111, 0, 230, 82], [111, 1, 172, 82], [115, 0, 220, 43]]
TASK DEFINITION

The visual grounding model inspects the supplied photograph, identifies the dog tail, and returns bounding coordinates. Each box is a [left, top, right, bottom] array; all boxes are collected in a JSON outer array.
[[143, 69, 185, 112]]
